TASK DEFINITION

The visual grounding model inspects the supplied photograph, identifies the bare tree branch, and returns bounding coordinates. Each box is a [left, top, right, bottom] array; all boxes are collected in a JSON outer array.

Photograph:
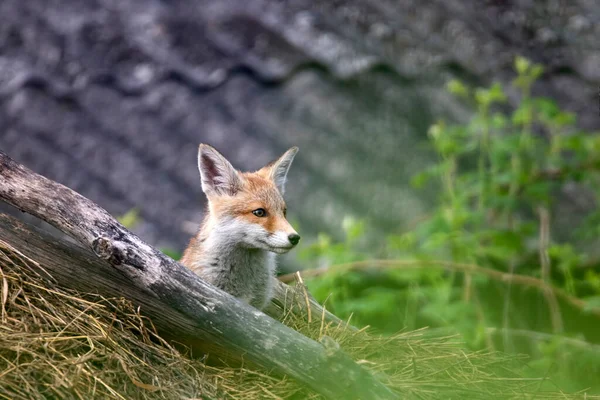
[[280, 259, 600, 319]]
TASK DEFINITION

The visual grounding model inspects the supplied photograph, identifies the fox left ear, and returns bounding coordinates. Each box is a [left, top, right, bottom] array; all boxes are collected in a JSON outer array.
[[266, 147, 298, 195], [198, 144, 242, 196]]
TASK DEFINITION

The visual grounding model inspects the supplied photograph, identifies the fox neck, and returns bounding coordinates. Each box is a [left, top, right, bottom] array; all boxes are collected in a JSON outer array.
[[187, 215, 276, 277], [200, 231, 275, 274]]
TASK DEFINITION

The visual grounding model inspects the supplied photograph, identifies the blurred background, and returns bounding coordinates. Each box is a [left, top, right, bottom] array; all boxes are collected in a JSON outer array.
[[1, 0, 600, 394]]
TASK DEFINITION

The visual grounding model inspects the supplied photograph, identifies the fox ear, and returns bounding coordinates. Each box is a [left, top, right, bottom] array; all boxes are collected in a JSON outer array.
[[266, 147, 298, 194], [197, 144, 242, 196]]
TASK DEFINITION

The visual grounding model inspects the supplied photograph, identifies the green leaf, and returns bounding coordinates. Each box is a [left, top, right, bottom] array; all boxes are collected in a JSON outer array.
[[343, 216, 366, 242], [487, 82, 507, 104], [534, 98, 560, 120], [523, 181, 553, 202], [386, 233, 416, 252], [475, 88, 490, 107], [161, 248, 182, 261], [446, 79, 469, 97], [515, 56, 531, 75], [512, 101, 534, 125], [428, 122, 444, 141], [490, 113, 508, 129], [411, 165, 447, 189], [479, 229, 524, 252], [553, 111, 576, 126], [530, 64, 544, 80], [117, 208, 141, 229], [557, 135, 585, 152]]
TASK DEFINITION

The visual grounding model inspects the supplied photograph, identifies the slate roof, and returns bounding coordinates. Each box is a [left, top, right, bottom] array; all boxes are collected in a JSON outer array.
[[1, 0, 599, 260]]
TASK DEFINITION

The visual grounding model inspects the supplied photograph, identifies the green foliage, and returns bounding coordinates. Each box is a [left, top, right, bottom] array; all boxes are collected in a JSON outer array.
[[117, 208, 141, 229], [299, 57, 600, 393], [116, 208, 182, 260], [161, 248, 182, 261]]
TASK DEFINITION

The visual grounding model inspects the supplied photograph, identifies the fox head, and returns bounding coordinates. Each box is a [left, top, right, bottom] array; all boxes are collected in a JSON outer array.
[[197, 144, 300, 254]]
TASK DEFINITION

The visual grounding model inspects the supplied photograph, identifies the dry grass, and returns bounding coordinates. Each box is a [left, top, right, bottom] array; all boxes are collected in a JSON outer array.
[[0, 241, 596, 400]]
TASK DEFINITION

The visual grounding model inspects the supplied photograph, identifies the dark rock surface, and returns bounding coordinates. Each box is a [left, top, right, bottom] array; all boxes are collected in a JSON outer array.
[[1, 0, 598, 263]]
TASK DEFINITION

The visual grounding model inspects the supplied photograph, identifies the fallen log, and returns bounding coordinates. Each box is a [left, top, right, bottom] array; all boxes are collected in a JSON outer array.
[[0, 213, 203, 347], [0, 150, 396, 400], [0, 212, 351, 354]]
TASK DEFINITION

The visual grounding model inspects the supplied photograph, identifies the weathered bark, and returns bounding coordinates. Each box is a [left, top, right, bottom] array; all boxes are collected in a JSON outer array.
[[0, 212, 351, 348], [0, 213, 199, 344], [0, 151, 396, 400]]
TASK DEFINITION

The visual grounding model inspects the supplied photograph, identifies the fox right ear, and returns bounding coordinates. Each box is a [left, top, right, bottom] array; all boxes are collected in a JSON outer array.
[[197, 144, 242, 196], [265, 147, 298, 195]]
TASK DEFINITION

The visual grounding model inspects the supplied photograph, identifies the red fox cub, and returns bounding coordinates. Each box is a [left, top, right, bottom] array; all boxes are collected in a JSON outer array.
[[181, 144, 301, 310]]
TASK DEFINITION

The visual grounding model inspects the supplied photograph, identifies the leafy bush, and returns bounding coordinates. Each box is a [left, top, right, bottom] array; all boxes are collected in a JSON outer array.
[[297, 57, 600, 393]]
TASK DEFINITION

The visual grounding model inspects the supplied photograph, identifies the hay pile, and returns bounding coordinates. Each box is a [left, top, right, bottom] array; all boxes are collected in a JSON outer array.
[[0, 241, 594, 399]]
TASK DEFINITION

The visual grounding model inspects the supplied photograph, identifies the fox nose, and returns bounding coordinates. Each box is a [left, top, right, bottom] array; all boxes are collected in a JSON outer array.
[[288, 234, 301, 246]]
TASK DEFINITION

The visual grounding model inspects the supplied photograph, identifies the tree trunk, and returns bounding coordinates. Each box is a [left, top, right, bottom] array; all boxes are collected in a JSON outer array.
[[0, 151, 396, 400]]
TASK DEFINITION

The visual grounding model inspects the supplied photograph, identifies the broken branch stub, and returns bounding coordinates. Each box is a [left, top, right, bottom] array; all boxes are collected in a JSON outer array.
[[0, 150, 397, 400]]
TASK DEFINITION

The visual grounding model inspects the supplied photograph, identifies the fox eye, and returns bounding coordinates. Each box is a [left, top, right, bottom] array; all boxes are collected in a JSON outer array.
[[252, 208, 267, 217], [283, 208, 287, 217]]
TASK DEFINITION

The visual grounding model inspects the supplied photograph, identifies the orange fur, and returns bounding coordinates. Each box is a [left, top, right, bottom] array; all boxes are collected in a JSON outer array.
[[180, 145, 300, 304], [181, 171, 295, 267]]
